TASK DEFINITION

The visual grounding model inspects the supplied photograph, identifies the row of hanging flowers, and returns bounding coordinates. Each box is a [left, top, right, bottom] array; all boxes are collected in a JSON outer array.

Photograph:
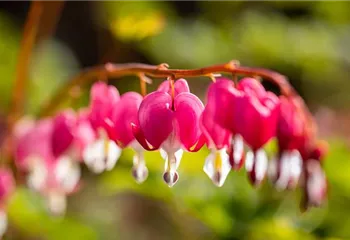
[[0, 61, 328, 237]]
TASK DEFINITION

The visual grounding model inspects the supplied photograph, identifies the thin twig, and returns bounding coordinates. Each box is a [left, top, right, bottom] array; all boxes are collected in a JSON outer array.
[[9, 1, 44, 126], [38, 61, 297, 117]]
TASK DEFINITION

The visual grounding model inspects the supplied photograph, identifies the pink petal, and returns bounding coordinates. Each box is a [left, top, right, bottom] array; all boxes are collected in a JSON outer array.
[[157, 78, 190, 96], [187, 134, 206, 152], [131, 123, 157, 151], [277, 97, 305, 151], [12, 117, 35, 144], [201, 80, 232, 149], [51, 110, 76, 158], [89, 82, 120, 130], [110, 92, 143, 147], [209, 79, 240, 133], [15, 119, 55, 170], [237, 78, 266, 99], [0, 169, 15, 204], [236, 92, 280, 150], [138, 91, 174, 149], [174, 92, 204, 151], [73, 120, 96, 160]]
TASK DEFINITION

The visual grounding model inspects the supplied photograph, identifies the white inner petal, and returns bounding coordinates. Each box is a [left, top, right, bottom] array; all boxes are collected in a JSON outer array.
[[289, 150, 302, 182], [203, 148, 231, 187], [161, 148, 183, 170], [0, 211, 7, 237], [233, 134, 244, 164], [218, 148, 231, 187], [132, 150, 148, 184], [161, 130, 182, 154], [307, 160, 326, 205], [83, 138, 121, 173], [105, 141, 121, 170], [129, 140, 144, 153], [27, 156, 47, 192], [55, 156, 81, 193], [245, 151, 254, 172], [275, 151, 291, 191], [203, 151, 215, 181], [47, 191, 67, 216], [255, 149, 268, 181]]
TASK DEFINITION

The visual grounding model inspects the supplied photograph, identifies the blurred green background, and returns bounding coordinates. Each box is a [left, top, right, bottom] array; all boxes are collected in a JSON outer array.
[[1, 1, 350, 240]]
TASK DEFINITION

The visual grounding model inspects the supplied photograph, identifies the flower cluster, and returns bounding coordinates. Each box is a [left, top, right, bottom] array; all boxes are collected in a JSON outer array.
[[11, 64, 328, 217]]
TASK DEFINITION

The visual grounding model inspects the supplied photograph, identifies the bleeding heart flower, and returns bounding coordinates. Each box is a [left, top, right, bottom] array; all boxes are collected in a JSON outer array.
[[88, 81, 120, 130], [83, 82, 122, 173], [105, 91, 148, 183], [237, 79, 280, 186], [15, 119, 55, 170], [298, 142, 328, 211], [200, 79, 233, 187], [301, 158, 327, 211], [268, 97, 304, 190], [52, 110, 96, 163], [0, 169, 15, 238], [213, 78, 280, 186], [206, 79, 245, 170], [14, 119, 80, 215], [132, 79, 205, 187]]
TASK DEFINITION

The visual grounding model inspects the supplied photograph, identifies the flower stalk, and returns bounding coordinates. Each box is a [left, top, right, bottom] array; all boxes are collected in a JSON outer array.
[[39, 60, 299, 117]]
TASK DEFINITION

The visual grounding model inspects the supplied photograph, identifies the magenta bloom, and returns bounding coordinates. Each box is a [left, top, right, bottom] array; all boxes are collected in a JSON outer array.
[[83, 82, 122, 173], [133, 79, 205, 187], [52, 110, 96, 161], [268, 97, 304, 190], [205, 79, 245, 171], [14, 118, 81, 215], [104, 91, 148, 183], [200, 79, 233, 187], [88, 81, 120, 131], [15, 119, 55, 170], [302, 158, 327, 210], [212, 78, 280, 186]]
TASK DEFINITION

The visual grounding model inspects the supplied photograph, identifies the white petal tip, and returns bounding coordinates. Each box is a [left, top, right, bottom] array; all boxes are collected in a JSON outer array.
[[47, 192, 67, 216], [163, 171, 179, 187], [132, 166, 149, 184], [83, 139, 121, 173], [204, 149, 231, 187]]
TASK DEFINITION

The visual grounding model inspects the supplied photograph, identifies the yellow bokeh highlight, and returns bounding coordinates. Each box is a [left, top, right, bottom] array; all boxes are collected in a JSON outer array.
[[110, 12, 165, 41]]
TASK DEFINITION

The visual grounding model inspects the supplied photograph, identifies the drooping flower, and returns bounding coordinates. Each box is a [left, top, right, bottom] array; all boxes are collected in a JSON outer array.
[[83, 82, 122, 173], [15, 118, 80, 215], [268, 96, 304, 190], [205, 79, 245, 170], [52, 110, 96, 162], [132, 79, 205, 187], [104, 91, 148, 183], [300, 142, 328, 211], [200, 79, 233, 187], [0, 169, 15, 238], [213, 78, 280, 186]]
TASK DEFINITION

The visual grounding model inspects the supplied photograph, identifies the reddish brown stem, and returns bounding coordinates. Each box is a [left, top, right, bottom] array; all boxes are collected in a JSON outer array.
[[38, 61, 299, 117], [9, 1, 43, 125]]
